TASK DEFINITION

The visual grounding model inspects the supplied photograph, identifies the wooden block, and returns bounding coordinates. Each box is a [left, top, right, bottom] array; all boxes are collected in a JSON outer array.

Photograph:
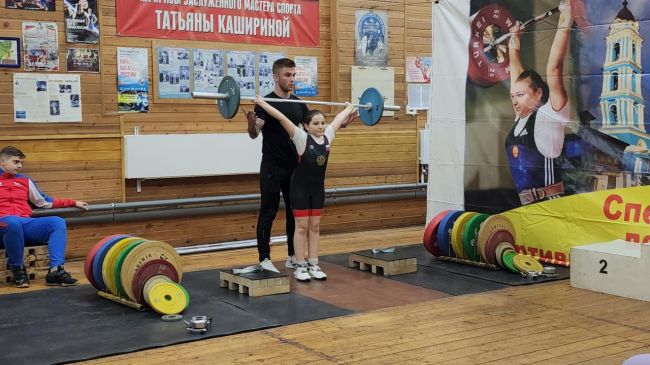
[[1, 245, 50, 284], [98, 291, 145, 311], [571, 240, 650, 302], [1, 245, 50, 274], [1, 267, 48, 284], [219, 270, 290, 297], [228, 281, 237, 291], [348, 250, 418, 277]]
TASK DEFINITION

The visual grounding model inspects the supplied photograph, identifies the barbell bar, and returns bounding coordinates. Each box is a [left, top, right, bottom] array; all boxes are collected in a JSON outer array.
[[192, 76, 400, 126]]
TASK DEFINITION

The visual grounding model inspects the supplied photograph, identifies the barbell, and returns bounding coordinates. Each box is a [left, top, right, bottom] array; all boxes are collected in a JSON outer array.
[[192, 76, 400, 126]]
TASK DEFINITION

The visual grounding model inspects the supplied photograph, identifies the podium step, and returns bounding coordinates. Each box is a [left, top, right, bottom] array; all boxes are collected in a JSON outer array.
[[571, 240, 650, 301]]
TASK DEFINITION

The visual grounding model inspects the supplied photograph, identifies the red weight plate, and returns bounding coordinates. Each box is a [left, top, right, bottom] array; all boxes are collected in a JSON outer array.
[[423, 210, 449, 257], [132, 259, 180, 305], [484, 229, 515, 266]]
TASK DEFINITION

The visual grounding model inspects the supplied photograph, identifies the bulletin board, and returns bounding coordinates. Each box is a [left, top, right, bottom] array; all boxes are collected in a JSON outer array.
[[351, 66, 394, 117]]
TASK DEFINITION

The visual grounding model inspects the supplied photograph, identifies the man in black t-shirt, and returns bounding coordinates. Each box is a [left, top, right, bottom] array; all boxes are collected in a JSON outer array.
[[247, 58, 308, 272]]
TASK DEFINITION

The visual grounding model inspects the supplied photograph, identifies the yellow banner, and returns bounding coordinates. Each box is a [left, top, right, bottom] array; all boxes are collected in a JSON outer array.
[[502, 186, 650, 265]]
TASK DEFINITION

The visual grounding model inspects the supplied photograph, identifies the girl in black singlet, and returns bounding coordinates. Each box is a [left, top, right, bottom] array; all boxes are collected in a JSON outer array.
[[253, 96, 358, 282]]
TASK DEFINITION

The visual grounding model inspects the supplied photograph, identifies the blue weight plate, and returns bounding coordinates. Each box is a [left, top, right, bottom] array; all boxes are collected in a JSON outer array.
[[436, 210, 464, 257], [92, 234, 131, 291], [358, 87, 384, 126], [217, 76, 240, 119]]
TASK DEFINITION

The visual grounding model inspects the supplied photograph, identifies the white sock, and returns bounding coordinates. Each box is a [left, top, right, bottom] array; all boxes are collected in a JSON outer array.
[[295, 260, 307, 268], [307, 258, 319, 266]]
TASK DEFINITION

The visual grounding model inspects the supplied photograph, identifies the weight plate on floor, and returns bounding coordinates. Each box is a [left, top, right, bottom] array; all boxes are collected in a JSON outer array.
[[358, 87, 384, 126], [502, 250, 519, 274], [462, 214, 489, 262], [85, 234, 124, 290], [133, 260, 180, 305], [513, 254, 544, 274], [120, 240, 183, 302], [422, 210, 449, 257], [146, 281, 188, 315], [217, 76, 240, 119], [483, 229, 515, 266], [477, 214, 515, 264], [161, 314, 183, 322], [436, 210, 464, 257], [102, 237, 144, 296], [92, 235, 131, 291], [494, 241, 515, 269], [114, 240, 147, 299], [450, 212, 478, 260]]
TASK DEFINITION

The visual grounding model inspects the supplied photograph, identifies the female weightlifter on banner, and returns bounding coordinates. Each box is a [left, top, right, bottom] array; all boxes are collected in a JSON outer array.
[[253, 97, 358, 282], [506, 0, 574, 205]]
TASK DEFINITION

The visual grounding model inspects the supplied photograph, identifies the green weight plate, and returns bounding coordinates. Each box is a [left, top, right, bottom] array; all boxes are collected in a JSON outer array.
[[502, 250, 519, 274], [114, 239, 146, 298], [462, 213, 489, 262], [178, 283, 190, 310], [217, 76, 240, 119], [102, 237, 144, 296]]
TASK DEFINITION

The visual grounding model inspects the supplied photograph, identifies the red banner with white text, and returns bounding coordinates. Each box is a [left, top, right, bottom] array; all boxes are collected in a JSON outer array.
[[116, 0, 320, 47]]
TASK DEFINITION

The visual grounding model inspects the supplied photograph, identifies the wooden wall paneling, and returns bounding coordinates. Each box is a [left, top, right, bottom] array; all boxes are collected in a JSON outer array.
[[6, 138, 122, 203], [65, 198, 424, 259], [0, 0, 430, 259]]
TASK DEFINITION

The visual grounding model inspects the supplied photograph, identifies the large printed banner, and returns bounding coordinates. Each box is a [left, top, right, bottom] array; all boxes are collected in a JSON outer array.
[[116, 0, 320, 47], [429, 0, 650, 261], [503, 186, 650, 263]]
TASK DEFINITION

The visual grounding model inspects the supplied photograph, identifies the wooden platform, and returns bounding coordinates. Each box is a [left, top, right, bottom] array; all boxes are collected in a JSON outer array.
[[219, 270, 290, 297], [1, 245, 50, 284], [348, 250, 417, 276], [3, 226, 650, 365]]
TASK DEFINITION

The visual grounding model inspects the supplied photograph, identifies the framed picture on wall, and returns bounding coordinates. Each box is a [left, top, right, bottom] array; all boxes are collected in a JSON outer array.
[[0, 37, 21, 68]]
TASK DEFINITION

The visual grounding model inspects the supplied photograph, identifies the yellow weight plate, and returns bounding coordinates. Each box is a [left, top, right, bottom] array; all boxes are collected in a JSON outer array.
[[146, 281, 188, 315], [120, 240, 183, 302], [142, 275, 172, 305], [450, 212, 478, 260], [114, 240, 147, 299], [101, 237, 144, 296], [477, 214, 516, 263], [513, 254, 544, 274]]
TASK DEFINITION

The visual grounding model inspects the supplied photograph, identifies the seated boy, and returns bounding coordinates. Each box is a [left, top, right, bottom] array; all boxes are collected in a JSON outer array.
[[0, 146, 88, 287]]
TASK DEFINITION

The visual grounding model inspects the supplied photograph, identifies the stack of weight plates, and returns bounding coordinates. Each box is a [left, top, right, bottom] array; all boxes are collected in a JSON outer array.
[[476, 214, 516, 266], [424, 212, 546, 275], [423, 210, 497, 262], [423, 212, 518, 265], [84, 235, 189, 315]]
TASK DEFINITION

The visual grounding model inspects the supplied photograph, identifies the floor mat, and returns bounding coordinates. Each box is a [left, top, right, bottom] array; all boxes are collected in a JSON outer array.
[[321, 252, 508, 295], [322, 244, 569, 287], [0, 269, 352, 365]]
